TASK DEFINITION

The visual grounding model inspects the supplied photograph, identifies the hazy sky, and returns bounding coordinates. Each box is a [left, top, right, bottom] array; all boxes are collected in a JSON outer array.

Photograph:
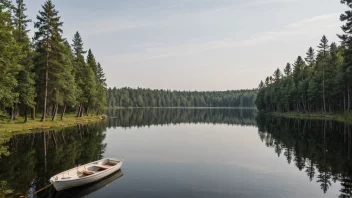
[[26, 0, 346, 91]]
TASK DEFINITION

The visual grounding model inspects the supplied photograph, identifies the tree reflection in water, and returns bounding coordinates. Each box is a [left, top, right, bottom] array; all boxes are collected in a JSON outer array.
[[0, 122, 107, 197], [1, 109, 352, 197], [256, 114, 352, 198], [106, 108, 257, 127]]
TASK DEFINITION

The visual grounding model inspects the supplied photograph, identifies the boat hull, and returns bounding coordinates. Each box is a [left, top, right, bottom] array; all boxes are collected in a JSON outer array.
[[54, 170, 124, 198], [50, 158, 122, 191]]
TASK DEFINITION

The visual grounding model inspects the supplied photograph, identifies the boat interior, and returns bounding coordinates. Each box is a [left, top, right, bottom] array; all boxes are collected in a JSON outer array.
[[56, 159, 121, 180], [78, 159, 119, 177]]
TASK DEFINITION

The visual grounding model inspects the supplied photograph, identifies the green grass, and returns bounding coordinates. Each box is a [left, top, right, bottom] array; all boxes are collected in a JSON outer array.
[[0, 113, 105, 135], [271, 112, 352, 123]]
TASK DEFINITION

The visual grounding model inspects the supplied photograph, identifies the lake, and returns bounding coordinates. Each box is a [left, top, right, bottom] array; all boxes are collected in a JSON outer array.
[[0, 108, 351, 198]]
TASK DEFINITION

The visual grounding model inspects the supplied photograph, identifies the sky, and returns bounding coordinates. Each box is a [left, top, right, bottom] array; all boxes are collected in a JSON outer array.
[[26, 0, 346, 91]]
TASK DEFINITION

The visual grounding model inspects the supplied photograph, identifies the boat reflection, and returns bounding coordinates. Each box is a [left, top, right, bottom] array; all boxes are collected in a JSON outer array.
[[53, 170, 124, 198]]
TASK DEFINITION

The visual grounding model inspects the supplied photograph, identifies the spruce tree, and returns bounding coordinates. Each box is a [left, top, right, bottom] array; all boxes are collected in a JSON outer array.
[[0, 1, 20, 118], [273, 68, 282, 82], [305, 47, 315, 67], [284, 63, 292, 76], [339, 0, 352, 111], [317, 35, 330, 112], [12, 0, 36, 122], [57, 41, 77, 120], [87, 50, 107, 114], [33, 0, 64, 122], [71, 31, 96, 117]]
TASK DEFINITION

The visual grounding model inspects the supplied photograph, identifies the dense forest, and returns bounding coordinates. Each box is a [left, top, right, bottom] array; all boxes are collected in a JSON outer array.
[[256, 0, 352, 113], [0, 0, 106, 122], [107, 87, 257, 108]]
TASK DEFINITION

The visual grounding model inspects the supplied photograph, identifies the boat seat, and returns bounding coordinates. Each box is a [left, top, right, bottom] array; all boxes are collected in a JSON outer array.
[[81, 170, 94, 175], [94, 165, 113, 169]]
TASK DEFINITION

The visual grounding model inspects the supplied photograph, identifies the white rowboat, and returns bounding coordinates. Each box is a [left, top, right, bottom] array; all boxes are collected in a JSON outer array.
[[50, 158, 123, 191]]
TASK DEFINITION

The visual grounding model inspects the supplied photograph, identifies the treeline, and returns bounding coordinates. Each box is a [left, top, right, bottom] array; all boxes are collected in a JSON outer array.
[[0, 0, 106, 122], [107, 87, 257, 108], [256, 1, 352, 113]]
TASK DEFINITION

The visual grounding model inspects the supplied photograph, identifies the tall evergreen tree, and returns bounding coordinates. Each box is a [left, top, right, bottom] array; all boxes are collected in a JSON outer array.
[[305, 47, 316, 67], [57, 41, 77, 120], [33, 0, 64, 122], [12, 0, 36, 122], [284, 63, 292, 76], [317, 35, 330, 112], [339, 0, 352, 111], [87, 50, 107, 114], [71, 32, 96, 116], [0, 1, 20, 118], [71, 31, 86, 117]]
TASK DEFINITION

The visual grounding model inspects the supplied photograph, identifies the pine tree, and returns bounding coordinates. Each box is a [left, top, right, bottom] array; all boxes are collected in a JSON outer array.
[[72, 32, 97, 116], [339, 0, 352, 111], [317, 35, 330, 112], [33, 0, 64, 122], [12, 0, 36, 122], [284, 63, 292, 76], [95, 62, 107, 114], [273, 68, 282, 82], [0, 1, 21, 118], [305, 47, 316, 67], [293, 56, 306, 82], [71, 31, 86, 117], [58, 41, 77, 120]]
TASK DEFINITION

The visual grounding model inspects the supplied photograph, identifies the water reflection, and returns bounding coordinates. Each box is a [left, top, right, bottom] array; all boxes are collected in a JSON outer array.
[[256, 114, 352, 197], [53, 170, 124, 198], [1, 108, 352, 197], [106, 108, 257, 127], [0, 123, 107, 197]]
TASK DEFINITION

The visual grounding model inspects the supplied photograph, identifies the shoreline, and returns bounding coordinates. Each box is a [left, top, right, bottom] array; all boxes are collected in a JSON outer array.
[[106, 106, 257, 109], [271, 112, 352, 123], [0, 114, 105, 135]]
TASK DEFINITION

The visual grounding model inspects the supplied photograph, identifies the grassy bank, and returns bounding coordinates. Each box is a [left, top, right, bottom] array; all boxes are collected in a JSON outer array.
[[0, 114, 105, 135], [271, 112, 352, 123]]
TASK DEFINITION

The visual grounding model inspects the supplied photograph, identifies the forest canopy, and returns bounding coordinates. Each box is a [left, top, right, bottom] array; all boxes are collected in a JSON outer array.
[[107, 87, 257, 108]]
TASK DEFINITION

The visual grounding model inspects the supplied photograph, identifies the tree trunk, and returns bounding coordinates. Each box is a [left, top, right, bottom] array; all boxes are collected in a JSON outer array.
[[41, 58, 49, 122], [31, 107, 35, 120], [323, 64, 326, 113], [344, 91, 346, 112], [301, 96, 306, 112], [348, 87, 351, 112], [80, 105, 85, 117], [52, 103, 58, 121], [86, 106, 89, 116], [51, 104, 55, 116], [60, 104, 66, 120], [13, 103, 19, 120], [24, 106, 28, 123], [79, 106, 84, 117], [76, 103, 82, 117], [9, 107, 14, 122]]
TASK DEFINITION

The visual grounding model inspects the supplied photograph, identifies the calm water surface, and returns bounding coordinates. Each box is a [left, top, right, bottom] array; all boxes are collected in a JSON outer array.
[[0, 108, 351, 198]]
